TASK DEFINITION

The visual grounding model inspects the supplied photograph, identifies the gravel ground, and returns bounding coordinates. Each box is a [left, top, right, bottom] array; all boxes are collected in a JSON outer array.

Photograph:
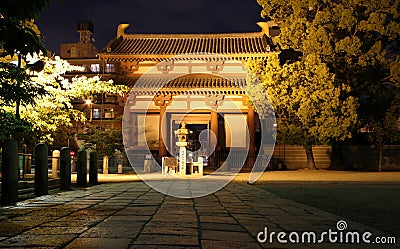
[[241, 170, 400, 235]]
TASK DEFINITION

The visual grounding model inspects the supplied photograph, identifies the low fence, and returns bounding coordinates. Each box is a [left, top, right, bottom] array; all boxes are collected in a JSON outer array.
[[0, 153, 60, 179], [0, 153, 126, 177], [213, 144, 400, 171], [215, 151, 263, 172], [270, 144, 400, 170], [341, 145, 400, 171], [272, 145, 331, 170]]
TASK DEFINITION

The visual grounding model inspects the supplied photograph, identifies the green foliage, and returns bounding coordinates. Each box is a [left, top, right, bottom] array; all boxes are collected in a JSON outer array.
[[77, 125, 124, 158], [256, 0, 400, 169], [0, 61, 46, 108], [18, 56, 129, 143], [0, 110, 32, 143], [0, 18, 46, 56], [364, 95, 400, 144], [256, 0, 400, 125], [1, 55, 129, 144], [257, 0, 400, 88], [246, 53, 358, 147], [0, 0, 54, 56]]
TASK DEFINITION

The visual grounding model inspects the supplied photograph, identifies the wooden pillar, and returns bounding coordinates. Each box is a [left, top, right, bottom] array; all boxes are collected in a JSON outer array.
[[154, 93, 171, 159], [247, 106, 256, 167], [130, 112, 137, 148], [210, 108, 219, 151], [159, 106, 167, 158], [125, 96, 137, 150], [205, 94, 224, 169]]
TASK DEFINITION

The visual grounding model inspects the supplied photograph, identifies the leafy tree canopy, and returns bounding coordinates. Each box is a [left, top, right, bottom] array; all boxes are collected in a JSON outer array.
[[0, 110, 32, 144], [246, 53, 358, 168], [78, 124, 124, 159], [0, 0, 54, 56], [0, 61, 46, 108], [1, 55, 129, 143], [252, 0, 400, 169], [257, 0, 400, 91]]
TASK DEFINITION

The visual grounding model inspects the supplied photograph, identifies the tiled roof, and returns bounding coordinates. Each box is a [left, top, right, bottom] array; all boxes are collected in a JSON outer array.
[[103, 33, 269, 56], [99, 22, 274, 61], [113, 74, 246, 94]]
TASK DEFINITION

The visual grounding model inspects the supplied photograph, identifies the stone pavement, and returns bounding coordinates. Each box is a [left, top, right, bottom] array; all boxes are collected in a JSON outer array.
[[0, 180, 398, 249]]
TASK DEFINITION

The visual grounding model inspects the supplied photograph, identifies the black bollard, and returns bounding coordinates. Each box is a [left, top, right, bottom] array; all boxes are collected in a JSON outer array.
[[60, 147, 71, 190], [1, 139, 19, 203], [76, 150, 87, 187], [34, 143, 48, 196], [89, 151, 98, 185]]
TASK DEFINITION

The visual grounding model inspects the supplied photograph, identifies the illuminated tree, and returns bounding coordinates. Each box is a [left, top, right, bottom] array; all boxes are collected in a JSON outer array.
[[247, 54, 358, 169], [1, 55, 128, 143], [1, 1, 57, 119], [255, 0, 400, 169], [0, 60, 46, 119]]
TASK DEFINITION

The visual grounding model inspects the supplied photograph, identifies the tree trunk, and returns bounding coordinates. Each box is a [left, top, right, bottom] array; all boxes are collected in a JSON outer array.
[[305, 145, 317, 170], [378, 137, 383, 172], [15, 53, 22, 120], [16, 99, 21, 119]]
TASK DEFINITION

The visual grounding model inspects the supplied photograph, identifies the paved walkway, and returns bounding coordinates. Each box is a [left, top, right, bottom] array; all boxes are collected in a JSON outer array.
[[0, 176, 398, 248]]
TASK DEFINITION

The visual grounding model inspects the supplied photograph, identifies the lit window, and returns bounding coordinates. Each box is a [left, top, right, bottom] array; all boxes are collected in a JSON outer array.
[[105, 63, 115, 73], [90, 64, 100, 73], [104, 108, 115, 119], [93, 109, 101, 119], [71, 47, 77, 57]]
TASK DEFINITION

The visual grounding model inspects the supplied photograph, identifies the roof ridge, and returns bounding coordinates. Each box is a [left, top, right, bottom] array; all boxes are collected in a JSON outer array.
[[119, 32, 265, 39]]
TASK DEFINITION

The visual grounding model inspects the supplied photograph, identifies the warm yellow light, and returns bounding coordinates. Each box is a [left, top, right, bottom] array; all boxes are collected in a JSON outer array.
[[85, 99, 92, 105]]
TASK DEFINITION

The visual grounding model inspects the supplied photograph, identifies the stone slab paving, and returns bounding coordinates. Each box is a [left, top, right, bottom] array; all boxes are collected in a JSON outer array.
[[0, 181, 397, 249]]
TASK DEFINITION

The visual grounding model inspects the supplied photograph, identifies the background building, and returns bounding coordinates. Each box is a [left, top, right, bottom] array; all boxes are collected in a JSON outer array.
[[60, 21, 124, 134]]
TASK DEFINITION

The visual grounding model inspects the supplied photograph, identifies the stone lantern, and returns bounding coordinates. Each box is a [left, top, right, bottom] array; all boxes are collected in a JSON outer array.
[[174, 122, 192, 175]]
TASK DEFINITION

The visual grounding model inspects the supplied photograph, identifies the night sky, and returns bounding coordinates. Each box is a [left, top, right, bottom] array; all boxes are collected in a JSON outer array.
[[37, 0, 264, 54]]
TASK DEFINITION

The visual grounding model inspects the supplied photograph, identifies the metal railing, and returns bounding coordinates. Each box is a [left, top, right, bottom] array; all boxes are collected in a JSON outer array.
[[18, 153, 60, 179], [0, 153, 69, 180]]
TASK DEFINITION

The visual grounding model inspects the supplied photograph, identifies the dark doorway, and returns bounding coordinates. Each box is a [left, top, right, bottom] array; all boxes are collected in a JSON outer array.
[[186, 124, 207, 153]]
